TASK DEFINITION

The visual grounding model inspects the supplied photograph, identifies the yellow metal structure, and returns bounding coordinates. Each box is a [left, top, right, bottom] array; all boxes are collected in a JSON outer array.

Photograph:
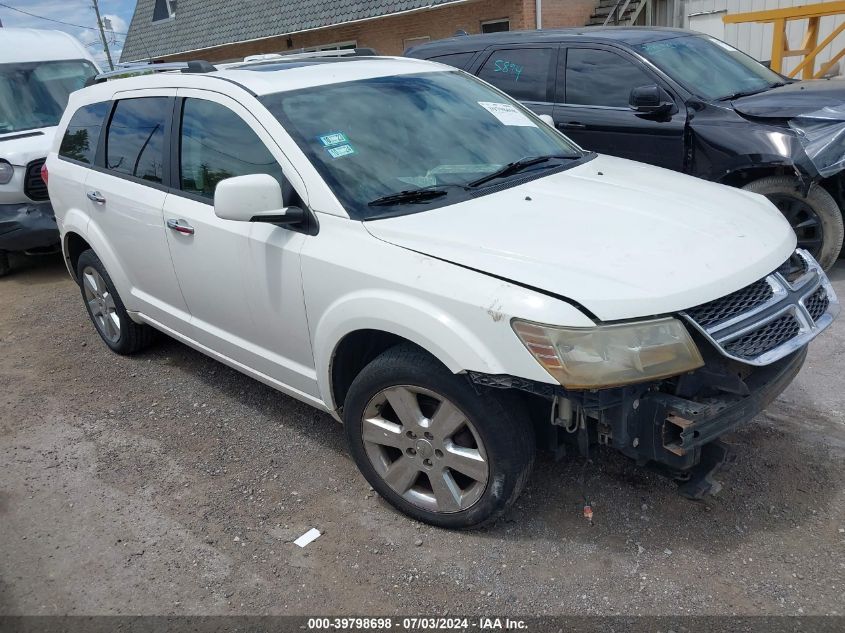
[[723, 1, 845, 79]]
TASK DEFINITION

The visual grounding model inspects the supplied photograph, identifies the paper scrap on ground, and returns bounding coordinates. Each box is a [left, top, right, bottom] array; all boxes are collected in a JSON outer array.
[[478, 101, 536, 127], [294, 527, 321, 547]]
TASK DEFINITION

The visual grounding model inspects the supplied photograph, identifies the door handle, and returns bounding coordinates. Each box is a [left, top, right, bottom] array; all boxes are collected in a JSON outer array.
[[86, 190, 106, 204], [166, 218, 195, 235], [558, 121, 586, 130]]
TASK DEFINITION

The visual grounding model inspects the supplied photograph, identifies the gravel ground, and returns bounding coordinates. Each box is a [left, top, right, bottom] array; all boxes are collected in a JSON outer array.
[[1, 253, 844, 616]]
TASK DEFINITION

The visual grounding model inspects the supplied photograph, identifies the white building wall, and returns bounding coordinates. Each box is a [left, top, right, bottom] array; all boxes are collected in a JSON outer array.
[[666, 0, 845, 76]]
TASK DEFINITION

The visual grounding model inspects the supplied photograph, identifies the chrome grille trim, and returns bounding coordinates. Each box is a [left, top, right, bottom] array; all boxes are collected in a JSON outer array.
[[680, 250, 840, 366]]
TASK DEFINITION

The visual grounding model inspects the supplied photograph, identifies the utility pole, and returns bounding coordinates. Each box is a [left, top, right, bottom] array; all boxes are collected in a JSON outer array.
[[91, 0, 114, 70]]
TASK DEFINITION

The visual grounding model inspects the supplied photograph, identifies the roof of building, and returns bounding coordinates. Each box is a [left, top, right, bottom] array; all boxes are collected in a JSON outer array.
[[121, 0, 467, 62]]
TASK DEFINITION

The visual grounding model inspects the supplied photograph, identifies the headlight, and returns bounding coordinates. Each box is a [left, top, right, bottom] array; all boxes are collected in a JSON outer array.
[[0, 160, 13, 185], [512, 317, 704, 389]]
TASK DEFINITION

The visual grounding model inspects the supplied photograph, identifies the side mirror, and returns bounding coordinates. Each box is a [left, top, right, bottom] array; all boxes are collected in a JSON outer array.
[[214, 174, 304, 226], [629, 84, 673, 115], [538, 114, 555, 127]]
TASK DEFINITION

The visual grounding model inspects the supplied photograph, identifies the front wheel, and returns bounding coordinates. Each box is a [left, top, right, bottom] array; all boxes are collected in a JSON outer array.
[[0, 251, 9, 278], [344, 345, 535, 528], [743, 176, 844, 270]]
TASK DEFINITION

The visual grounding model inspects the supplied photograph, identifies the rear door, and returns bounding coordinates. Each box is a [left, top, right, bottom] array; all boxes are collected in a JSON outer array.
[[161, 89, 316, 397], [554, 46, 687, 170], [472, 45, 558, 120], [83, 90, 190, 331]]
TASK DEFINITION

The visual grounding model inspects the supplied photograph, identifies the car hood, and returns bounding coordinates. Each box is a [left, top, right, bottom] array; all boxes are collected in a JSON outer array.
[[364, 155, 796, 322], [732, 80, 845, 119], [0, 127, 55, 166]]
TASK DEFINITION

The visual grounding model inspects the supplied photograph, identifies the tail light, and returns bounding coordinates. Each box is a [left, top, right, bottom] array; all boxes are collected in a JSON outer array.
[[40, 162, 49, 186]]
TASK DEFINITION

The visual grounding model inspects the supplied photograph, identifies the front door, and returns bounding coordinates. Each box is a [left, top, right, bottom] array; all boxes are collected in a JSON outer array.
[[161, 90, 317, 398], [553, 46, 687, 171]]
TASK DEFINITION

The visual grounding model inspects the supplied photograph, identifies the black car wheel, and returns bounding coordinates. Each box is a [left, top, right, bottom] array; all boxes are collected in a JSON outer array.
[[743, 176, 844, 270], [0, 251, 9, 278]]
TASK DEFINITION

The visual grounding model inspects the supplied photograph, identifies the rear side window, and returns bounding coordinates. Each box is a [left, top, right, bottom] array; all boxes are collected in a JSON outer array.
[[178, 98, 283, 200], [59, 101, 110, 165], [105, 97, 169, 183], [428, 52, 476, 69], [564, 48, 654, 107], [477, 48, 554, 102]]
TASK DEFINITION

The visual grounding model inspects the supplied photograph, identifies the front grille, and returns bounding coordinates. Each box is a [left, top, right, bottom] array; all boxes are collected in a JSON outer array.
[[686, 278, 773, 328], [804, 287, 829, 322], [723, 314, 801, 359], [24, 158, 48, 201], [681, 250, 838, 366]]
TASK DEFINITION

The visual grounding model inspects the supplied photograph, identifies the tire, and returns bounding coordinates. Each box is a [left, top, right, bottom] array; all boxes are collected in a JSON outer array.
[[0, 251, 9, 278], [344, 344, 535, 528], [76, 249, 156, 355], [743, 176, 844, 270]]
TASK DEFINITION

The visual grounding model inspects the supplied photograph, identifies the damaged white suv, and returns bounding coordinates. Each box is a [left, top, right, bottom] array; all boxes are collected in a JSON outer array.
[[46, 53, 839, 527]]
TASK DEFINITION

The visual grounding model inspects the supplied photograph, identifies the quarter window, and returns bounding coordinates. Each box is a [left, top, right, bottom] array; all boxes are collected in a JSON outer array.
[[59, 101, 110, 165], [477, 48, 554, 102], [564, 48, 654, 107], [179, 98, 283, 200], [105, 97, 168, 183]]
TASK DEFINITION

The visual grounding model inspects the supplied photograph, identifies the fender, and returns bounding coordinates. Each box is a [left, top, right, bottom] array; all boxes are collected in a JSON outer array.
[[313, 288, 561, 412]]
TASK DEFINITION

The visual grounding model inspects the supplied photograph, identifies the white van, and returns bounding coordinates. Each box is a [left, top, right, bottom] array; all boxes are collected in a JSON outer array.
[[0, 28, 99, 276]]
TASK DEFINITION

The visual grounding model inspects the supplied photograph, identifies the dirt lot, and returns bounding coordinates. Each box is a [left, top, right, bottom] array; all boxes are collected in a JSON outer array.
[[1, 253, 844, 616]]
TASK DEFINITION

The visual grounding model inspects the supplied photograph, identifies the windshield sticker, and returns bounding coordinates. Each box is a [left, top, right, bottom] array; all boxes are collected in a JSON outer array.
[[318, 131, 349, 147], [477, 102, 536, 127], [326, 143, 355, 159], [493, 59, 523, 81], [639, 40, 678, 53]]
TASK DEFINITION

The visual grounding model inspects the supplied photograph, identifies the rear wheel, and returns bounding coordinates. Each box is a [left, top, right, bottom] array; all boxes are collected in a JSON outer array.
[[743, 176, 844, 270], [344, 344, 535, 528], [0, 251, 9, 278], [76, 249, 156, 354]]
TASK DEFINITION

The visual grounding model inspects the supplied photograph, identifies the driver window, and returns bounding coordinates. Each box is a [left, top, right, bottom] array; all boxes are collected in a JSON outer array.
[[563, 48, 654, 108], [179, 98, 286, 201]]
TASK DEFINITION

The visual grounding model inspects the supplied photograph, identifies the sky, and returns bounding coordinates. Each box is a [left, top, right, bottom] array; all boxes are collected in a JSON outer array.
[[0, 0, 137, 66]]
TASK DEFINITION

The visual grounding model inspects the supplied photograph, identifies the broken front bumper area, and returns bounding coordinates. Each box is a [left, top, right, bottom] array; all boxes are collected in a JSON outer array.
[[0, 201, 58, 253], [470, 345, 807, 496], [624, 347, 805, 470]]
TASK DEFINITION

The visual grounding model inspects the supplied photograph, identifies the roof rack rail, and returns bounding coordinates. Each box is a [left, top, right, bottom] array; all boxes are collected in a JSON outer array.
[[233, 47, 379, 67], [87, 60, 216, 85]]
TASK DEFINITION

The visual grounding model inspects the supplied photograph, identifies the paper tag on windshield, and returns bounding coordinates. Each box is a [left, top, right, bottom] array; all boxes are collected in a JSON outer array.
[[478, 102, 536, 127]]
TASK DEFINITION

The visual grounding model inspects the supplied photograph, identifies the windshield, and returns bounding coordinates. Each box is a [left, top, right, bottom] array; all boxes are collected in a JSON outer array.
[[0, 60, 98, 134], [260, 71, 583, 219], [635, 35, 785, 101]]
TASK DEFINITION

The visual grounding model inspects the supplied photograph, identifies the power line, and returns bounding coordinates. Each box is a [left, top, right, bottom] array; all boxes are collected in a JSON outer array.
[[0, 1, 127, 34]]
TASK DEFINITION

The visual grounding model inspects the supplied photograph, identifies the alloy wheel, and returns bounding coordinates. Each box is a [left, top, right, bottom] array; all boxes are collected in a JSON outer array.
[[82, 266, 121, 344], [361, 385, 489, 514]]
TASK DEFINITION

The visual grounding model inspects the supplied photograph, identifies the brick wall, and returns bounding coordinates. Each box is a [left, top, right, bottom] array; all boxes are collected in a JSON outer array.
[[540, 0, 599, 29], [159, 0, 598, 62]]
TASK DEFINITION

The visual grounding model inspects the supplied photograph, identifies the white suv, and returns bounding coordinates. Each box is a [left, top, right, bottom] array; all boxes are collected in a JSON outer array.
[[46, 53, 839, 527]]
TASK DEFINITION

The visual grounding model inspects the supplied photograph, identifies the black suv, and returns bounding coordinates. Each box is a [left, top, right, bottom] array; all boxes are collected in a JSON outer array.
[[406, 27, 845, 269]]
